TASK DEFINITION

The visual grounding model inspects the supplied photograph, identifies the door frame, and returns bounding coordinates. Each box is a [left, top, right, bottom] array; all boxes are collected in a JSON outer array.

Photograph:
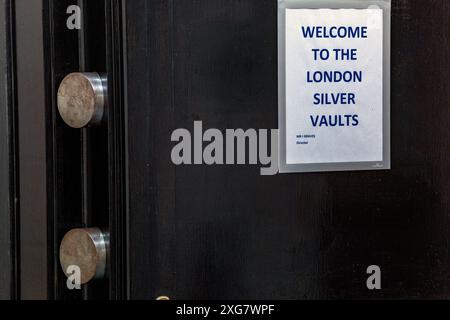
[[0, 0, 18, 301]]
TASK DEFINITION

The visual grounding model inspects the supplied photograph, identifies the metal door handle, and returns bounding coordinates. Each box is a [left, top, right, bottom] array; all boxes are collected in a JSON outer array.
[[59, 228, 109, 285], [57, 72, 106, 128]]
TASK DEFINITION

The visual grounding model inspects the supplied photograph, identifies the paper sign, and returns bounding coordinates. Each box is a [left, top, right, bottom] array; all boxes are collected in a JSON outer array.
[[281, 8, 388, 170]]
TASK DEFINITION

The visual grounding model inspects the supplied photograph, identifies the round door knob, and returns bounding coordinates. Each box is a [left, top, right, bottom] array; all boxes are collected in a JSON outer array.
[[60, 228, 109, 285], [57, 72, 106, 128]]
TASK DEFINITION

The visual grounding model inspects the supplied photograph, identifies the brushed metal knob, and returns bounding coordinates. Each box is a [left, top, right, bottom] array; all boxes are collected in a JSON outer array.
[[57, 72, 106, 128], [60, 228, 109, 285]]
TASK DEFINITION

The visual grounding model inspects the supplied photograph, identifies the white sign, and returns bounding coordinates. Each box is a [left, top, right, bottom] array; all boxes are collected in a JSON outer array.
[[279, 5, 390, 173]]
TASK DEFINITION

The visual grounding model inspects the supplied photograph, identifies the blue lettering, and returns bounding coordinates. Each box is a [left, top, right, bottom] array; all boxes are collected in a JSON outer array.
[[301, 26, 368, 38], [310, 115, 360, 127]]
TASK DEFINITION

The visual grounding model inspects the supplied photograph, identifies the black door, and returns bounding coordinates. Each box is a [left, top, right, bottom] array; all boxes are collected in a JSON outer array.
[[123, 0, 450, 300], [4, 0, 450, 300]]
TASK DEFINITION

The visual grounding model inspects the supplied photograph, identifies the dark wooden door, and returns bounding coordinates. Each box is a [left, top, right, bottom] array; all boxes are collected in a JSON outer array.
[[124, 0, 450, 300], [5, 0, 450, 300]]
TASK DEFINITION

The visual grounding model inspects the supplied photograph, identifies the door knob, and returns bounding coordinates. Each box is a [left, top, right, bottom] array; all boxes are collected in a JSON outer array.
[[60, 228, 109, 285], [57, 72, 106, 128]]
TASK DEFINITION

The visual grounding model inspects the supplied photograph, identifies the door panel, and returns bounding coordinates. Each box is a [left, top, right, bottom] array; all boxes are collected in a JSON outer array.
[[124, 0, 450, 299], [46, 0, 127, 299]]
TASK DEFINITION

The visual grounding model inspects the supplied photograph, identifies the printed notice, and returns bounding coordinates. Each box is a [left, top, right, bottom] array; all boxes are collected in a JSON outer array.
[[285, 9, 384, 165]]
